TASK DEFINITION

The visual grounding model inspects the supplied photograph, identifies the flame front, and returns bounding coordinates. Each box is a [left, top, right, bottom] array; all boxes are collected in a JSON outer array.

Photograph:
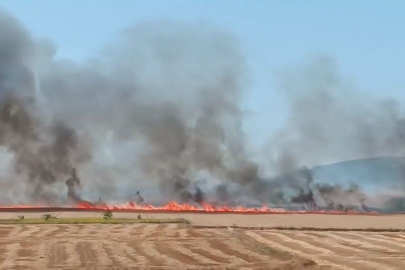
[[0, 201, 379, 215], [76, 201, 283, 213]]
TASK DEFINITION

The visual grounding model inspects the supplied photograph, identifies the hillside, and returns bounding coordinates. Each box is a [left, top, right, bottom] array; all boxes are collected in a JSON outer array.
[[312, 156, 405, 193]]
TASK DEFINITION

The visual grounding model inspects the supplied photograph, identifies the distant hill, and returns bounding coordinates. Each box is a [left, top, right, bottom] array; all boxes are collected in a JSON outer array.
[[312, 156, 405, 194]]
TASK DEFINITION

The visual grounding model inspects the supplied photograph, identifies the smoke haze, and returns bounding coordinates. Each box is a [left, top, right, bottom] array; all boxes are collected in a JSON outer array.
[[1, 9, 405, 210]]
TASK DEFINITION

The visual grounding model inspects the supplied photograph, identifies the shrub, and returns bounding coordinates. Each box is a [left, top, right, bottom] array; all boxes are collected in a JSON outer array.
[[42, 214, 52, 221], [103, 211, 113, 219], [41, 214, 58, 221]]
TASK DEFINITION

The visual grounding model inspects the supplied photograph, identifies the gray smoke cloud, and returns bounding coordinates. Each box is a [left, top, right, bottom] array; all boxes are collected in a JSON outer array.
[[0, 10, 259, 204], [0, 10, 87, 204], [263, 56, 405, 210], [271, 56, 405, 166], [1, 9, 405, 211]]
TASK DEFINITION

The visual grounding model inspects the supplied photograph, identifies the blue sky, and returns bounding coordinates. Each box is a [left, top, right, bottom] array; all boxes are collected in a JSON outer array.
[[1, 0, 404, 148]]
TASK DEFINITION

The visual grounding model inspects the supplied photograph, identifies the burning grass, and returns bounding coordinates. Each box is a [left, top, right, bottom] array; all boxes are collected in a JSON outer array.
[[0, 201, 381, 215]]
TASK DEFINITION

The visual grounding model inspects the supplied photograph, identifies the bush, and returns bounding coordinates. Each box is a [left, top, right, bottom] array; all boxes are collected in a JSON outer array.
[[103, 211, 113, 220], [42, 214, 52, 221], [41, 214, 58, 221]]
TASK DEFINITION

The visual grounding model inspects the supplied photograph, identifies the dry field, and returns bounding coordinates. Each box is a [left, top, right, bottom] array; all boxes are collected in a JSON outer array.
[[247, 230, 405, 269], [0, 222, 404, 269], [0, 223, 316, 270], [2, 212, 405, 229]]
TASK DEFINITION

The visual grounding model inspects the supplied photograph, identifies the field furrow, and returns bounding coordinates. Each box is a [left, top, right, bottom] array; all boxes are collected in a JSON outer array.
[[246, 230, 405, 270], [0, 221, 404, 269]]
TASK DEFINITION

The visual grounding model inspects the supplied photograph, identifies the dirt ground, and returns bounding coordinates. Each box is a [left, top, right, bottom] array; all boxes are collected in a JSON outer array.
[[0, 223, 404, 269], [1, 211, 405, 229], [0, 212, 404, 269], [0, 223, 318, 270]]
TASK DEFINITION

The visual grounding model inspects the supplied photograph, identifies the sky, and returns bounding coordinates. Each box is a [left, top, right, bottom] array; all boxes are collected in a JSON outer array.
[[1, 0, 405, 149]]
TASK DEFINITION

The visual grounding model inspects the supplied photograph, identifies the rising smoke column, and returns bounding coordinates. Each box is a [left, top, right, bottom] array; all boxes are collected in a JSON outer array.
[[65, 168, 81, 203], [1, 11, 260, 204], [0, 10, 89, 203], [37, 21, 261, 204]]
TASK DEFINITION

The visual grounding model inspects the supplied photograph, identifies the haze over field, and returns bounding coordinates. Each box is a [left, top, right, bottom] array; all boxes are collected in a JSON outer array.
[[1, 6, 405, 211]]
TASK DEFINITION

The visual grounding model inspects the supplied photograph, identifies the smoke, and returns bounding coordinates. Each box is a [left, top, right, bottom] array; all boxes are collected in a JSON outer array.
[[0, 11, 88, 203], [0, 10, 258, 204], [263, 56, 405, 210], [1, 9, 405, 211], [271, 56, 405, 166], [65, 168, 81, 203], [310, 183, 366, 211]]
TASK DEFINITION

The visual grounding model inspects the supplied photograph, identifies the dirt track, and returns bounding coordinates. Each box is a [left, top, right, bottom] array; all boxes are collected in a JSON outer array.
[[0, 224, 405, 269]]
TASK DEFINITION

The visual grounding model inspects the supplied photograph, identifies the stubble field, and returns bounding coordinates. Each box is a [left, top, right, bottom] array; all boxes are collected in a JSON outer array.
[[0, 213, 404, 269]]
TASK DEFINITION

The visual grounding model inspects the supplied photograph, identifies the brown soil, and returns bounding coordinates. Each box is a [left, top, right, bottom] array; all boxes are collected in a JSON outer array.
[[0, 212, 404, 269], [1, 211, 405, 230], [0, 223, 319, 270], [247, 230, 405, 269]]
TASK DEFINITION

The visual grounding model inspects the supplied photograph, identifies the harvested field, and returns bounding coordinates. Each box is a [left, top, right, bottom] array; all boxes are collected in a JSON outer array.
[[0, 222, 404, 269], [0, 223, 317, 270], [248, 230, 405, 269], [0, 213, 405, 269]]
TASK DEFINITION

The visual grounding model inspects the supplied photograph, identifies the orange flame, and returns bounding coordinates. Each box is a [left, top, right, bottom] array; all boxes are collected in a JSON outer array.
[[0, 201, 378, 215], [76, 201, 284, 213]]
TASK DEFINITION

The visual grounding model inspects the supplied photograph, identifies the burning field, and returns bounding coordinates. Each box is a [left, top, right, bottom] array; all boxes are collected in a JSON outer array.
[[1, 5, 405, 270], [2, 8, 405, 214]]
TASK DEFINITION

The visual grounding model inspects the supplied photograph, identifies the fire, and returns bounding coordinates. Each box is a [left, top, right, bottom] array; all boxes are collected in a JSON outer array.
[[76, 201, 284, 213], [0, 201, 379, 215], [73, 201, 377, 215]]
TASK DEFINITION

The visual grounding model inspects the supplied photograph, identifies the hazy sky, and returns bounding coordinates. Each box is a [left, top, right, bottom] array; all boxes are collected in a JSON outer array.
[[1, 0, 404, 148]]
